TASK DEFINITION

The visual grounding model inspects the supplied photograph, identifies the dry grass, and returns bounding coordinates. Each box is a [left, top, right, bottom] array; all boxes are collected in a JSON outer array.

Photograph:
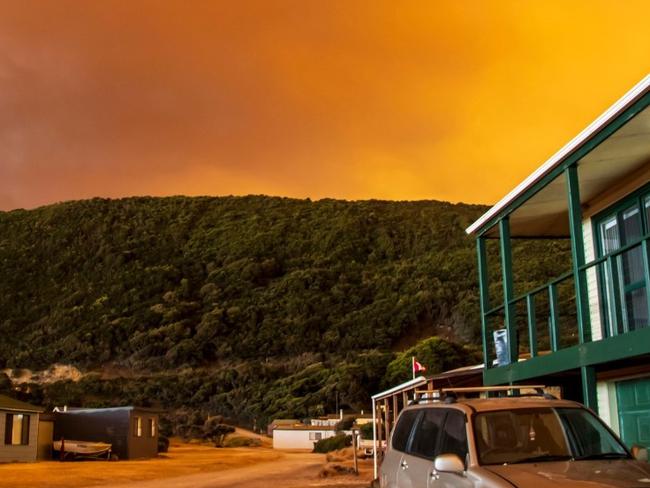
[[318, 463, 357, 478], [325, 447, 355, 463], [318, 448, 373, 487], [231, 427, 272, 448], [0, 440, 281, 488]]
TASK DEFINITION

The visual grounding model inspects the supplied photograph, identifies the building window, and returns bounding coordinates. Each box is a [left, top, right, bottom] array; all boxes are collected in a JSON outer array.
[[4, 413, 30, 445], [148, 418, 156, 437], [134, 416, 142, 437], [595, 184, 650, 335], [309, 432, 322, 441]]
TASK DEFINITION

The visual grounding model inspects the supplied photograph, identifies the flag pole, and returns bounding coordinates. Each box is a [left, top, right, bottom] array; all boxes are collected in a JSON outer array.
[[411, 356, 415, 380]]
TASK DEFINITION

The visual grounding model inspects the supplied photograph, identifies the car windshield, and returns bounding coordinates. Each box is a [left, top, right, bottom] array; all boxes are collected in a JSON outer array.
[[474, 407, 630, 465]]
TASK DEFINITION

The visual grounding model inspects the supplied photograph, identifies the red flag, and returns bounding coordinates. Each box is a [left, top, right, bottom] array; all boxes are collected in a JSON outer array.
[[412, 357, 426, 375]]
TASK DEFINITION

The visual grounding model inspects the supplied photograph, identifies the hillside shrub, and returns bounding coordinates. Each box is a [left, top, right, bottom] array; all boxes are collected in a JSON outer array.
[[204, 416, 235, 447], [157, 436, 170, 453], [313, 434, 352, 453], [359, 422, 374, 439], [222, 436, 261, 447]]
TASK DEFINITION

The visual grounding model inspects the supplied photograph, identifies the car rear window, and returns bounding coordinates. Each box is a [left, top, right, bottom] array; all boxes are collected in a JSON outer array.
[[392, 410, 419, 452]]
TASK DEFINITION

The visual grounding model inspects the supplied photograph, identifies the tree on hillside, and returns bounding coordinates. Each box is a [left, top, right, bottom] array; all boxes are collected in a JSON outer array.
[[382, 336, 481, 387], [204, 416, 235, 447]]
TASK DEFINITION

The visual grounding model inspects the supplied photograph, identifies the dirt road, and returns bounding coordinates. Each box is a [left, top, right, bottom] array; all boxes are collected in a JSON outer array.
[[0, 441, 371, 488], [90, 451, 359, 488]]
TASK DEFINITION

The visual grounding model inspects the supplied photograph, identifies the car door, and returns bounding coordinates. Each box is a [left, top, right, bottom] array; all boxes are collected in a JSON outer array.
[[431, 409, 473, 488], [381, 409, 420, 488], [398, 408, 447, 488]]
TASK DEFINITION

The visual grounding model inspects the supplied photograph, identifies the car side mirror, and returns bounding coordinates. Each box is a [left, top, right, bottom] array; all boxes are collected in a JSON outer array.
[[632, 445, 648, 462], [434, 453, 465, 474]]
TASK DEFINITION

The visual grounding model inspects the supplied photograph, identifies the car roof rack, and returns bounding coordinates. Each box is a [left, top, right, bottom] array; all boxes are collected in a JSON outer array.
[[412, 385, 555, 404]]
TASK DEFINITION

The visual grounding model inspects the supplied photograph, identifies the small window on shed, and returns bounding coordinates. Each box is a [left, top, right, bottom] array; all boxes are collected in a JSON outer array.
[[4, 414, 30, 446], [134, 416, 143, 437], [149, 418, 156, 437]]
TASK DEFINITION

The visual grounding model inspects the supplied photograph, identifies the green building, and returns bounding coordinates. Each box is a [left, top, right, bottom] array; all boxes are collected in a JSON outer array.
[[466, 74, 650, 451]]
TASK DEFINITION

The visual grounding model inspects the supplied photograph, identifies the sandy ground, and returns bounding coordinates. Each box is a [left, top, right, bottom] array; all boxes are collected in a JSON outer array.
[[0, 440, 373, 488]]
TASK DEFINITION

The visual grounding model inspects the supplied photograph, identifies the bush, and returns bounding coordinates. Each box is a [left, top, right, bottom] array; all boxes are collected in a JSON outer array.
[[359, 422, 374, 439], [313, 434, 351, 453], [204, 416, 235, 447], [222, 436, 261, 448], [382, 337, 480, 387], [157, 436, 170, 453]]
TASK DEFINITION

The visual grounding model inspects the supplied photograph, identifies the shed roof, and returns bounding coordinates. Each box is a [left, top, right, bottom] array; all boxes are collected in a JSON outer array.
[[55, 406, 164, 414], [273, 424, 337, 431], [0, 394, 43, 413]]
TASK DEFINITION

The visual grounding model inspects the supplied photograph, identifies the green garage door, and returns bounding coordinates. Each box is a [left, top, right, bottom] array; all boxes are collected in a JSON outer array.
[[617, 377, 650, 451]]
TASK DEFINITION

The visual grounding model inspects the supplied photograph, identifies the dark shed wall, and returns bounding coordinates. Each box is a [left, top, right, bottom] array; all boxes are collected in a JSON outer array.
[[54, 410, 130, 459]]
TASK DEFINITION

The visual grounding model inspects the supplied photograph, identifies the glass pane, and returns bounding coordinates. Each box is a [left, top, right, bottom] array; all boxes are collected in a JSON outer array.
[[620, 206, 646, 331], [392, 410, 419, 452], [475, 409, 571, 465], [409, 409, 446, 459], [12, 414, 23, 445], [645, 196, 650, 232], [557, 408, 628, 458], [621, 247, 644, 287], [439, 411, 468, 462], [622, 205, 642, 244], [599, 215, 620, 254], [625, 287, 648, 331]]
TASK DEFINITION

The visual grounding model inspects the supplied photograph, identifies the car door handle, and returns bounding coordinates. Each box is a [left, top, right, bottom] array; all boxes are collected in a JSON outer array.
[[400, 460, 409, 470]]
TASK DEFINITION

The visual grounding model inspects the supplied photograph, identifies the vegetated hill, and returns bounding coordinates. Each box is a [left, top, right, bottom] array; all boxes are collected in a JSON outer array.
[[0, 196, 570, 428]]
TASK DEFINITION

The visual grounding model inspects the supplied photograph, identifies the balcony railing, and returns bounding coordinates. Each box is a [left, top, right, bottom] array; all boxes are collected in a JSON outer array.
[[483, 233, 650, 369]]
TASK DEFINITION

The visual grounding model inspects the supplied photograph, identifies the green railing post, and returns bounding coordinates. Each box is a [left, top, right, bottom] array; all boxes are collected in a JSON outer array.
[[500, 218, 517, 364], [549, 284, 560, 352], [565, 164, 591, 344], [605, 256, 622, 335], [477, 236, 491, 369], [581, 366, 598, 412], [527, 294, 537, 357], [642, 239, 650, 327]]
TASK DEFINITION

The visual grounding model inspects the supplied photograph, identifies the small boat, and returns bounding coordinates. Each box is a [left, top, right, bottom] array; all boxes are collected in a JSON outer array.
[[53, 439, 112, 459]]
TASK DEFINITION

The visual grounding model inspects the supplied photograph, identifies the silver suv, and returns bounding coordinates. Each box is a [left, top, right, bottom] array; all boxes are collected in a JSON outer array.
[[380, 387, 650, 487]]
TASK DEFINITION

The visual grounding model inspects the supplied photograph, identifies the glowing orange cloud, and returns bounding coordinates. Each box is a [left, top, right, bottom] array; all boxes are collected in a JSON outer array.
[[0, 1, 649, 210]]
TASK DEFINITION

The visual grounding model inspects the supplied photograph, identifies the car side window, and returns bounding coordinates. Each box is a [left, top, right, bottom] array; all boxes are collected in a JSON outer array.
[[409, 408, 447, 459], [439, 410, 468, 463], [392, 410, 420, 452]]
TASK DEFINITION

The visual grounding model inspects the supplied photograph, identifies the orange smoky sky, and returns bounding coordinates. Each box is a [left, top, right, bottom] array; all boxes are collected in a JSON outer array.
[[1, 1, 649, 210]]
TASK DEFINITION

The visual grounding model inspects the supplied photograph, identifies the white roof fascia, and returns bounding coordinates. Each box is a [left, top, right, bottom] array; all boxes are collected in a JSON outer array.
[[466, 74, 650, 236], [372, 376, 428, 401]]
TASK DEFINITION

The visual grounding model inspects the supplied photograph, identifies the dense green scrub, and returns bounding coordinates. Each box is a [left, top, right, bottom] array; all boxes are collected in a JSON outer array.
[[0, 196, 569, 427]]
